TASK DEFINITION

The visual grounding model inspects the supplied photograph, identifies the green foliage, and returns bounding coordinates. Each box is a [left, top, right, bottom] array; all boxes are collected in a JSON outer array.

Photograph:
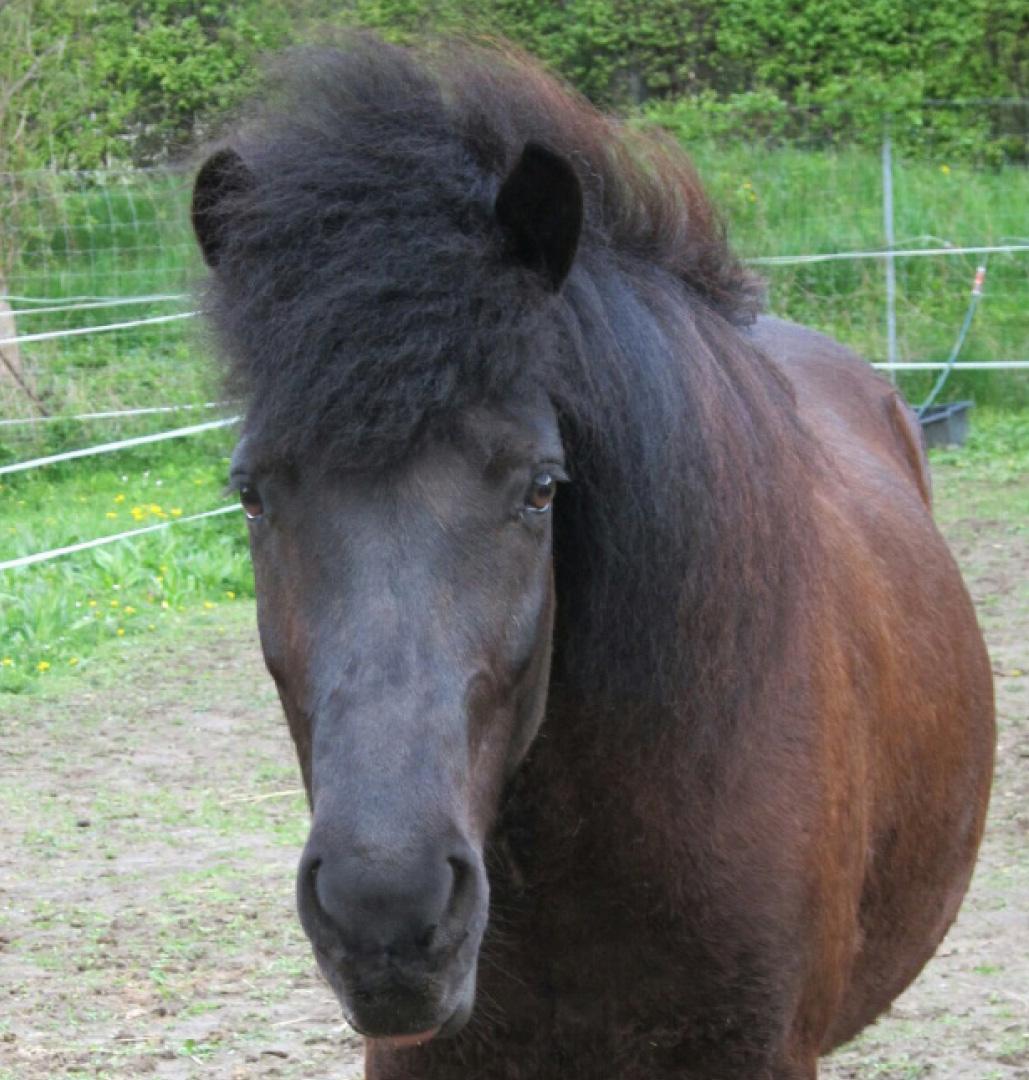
[[4, 0, 1028, 168], [480, 0, 720, 105], [58, 0, 292, 166], [2, 0, 293, 168]]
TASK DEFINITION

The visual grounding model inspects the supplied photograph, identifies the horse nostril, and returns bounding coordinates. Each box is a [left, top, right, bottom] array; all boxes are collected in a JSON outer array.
[[415, 924, 438, 951], [446, 850, 478, 925], [298, 852, 330, 925], [448, 854, 469, 892], [306, 856, 323, 902], [296, 838, 483, 965]]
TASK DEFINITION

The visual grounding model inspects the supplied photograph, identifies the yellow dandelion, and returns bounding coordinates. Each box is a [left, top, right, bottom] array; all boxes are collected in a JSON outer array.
[[149, 504, 162, 514], [114, 494, 125, 503], [123, 606, 137, 615], [155, 576, 164, 584], [148, 624, 156, 631], [2, 657, 12, 666], [117, 628, 125, 637], [160, 566, 167, 573], [37, 660, 51, 672], [88, 600, 97, 607], [225, 591, 236, 600], [105, 512, 118, 520], [941, 164, 950, 175], [69, 658, 79, 666], [110, 599, 119, 608], [203, 601, 216, 610]]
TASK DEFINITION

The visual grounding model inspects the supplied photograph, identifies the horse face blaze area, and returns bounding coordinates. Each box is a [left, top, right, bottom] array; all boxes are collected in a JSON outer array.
[[230, 397, 563, 1040]]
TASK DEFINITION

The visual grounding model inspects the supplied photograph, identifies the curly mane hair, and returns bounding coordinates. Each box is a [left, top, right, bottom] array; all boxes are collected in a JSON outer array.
[[199, 35, 817, 716]]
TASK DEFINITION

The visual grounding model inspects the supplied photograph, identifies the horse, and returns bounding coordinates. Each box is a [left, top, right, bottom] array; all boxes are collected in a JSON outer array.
[[191, 37, 994, 1080]]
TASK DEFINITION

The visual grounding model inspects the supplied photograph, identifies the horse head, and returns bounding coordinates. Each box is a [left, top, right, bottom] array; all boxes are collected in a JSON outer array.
[[193, 140, 582, 1041]]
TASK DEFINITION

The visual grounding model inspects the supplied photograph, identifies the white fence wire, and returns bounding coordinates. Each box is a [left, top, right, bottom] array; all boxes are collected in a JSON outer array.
[[0, 505, 240, 573], [0, 416, 239, 477]]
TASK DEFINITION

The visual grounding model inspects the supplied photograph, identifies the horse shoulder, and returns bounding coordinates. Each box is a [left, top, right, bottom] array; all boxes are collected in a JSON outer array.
[[749, 315, 932, 509]]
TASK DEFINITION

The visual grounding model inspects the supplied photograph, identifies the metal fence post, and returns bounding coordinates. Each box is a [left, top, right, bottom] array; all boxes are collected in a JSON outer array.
[[882, 119, 898, 381]]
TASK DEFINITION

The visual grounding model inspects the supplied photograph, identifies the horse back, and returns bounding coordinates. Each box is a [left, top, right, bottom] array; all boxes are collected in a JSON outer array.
[[750, 315, 994, 1050]]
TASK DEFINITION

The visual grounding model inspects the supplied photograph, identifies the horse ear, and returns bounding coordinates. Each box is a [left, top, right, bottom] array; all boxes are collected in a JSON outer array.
[[192, 148, 253, 270], [495, 142, 583, 292]]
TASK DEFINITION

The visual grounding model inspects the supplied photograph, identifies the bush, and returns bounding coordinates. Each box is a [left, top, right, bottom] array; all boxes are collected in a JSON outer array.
[[4, 0, 1028, 169]]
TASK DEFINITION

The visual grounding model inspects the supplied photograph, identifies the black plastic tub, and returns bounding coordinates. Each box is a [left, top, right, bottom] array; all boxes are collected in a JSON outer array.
[[919, 401, 973, 449]]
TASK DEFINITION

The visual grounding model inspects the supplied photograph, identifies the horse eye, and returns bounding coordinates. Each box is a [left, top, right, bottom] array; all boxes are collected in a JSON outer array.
[[239, 484, 264, 520], [525, 471, 557, 513]]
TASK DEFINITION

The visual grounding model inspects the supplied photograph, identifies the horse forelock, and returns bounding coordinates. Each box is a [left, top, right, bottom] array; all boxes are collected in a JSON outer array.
[[203, 34, 816, 722], [202, 35, 762, 466]]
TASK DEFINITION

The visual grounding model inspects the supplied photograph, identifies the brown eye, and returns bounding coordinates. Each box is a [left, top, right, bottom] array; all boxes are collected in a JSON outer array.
[[525, 471, 557, 513], [240, 484, 264, 520]]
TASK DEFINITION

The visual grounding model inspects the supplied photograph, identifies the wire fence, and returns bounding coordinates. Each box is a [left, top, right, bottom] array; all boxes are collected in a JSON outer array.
[[0, 167, 200, 428], [0, 105, 1025, 422], [677, 100, 1029, 392], [1, 102, 1027, 571]]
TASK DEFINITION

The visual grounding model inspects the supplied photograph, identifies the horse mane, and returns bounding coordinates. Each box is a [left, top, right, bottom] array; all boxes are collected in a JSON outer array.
[[203, 35, 818, 722]]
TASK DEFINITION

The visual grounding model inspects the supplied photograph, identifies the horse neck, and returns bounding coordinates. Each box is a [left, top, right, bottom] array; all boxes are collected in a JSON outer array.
[[549, 268, 819, 770]]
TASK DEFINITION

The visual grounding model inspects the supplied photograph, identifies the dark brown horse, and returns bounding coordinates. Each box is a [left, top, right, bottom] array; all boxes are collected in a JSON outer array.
[[191, 38, 994, 1080]]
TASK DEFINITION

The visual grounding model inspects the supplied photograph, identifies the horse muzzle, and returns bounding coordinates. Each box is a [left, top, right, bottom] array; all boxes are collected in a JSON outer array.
[[295, 829, 488, 1039]]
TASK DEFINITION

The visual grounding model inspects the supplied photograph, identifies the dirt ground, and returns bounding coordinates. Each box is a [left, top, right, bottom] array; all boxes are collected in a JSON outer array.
[[1, 506, 1026, 1079]]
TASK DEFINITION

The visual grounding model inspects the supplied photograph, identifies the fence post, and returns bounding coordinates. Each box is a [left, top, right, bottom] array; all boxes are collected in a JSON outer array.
[[882, 118, 898, 382], [0, 271, 45, 415]]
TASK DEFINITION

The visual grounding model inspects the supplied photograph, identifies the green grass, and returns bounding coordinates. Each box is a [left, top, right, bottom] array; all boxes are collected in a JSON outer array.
[[0, 433, 251, 691], [930, 410, 1029, 523], [2, 171, 204, 423]]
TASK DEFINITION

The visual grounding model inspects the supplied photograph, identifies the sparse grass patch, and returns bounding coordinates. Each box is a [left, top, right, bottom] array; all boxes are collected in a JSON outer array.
[[930, 409, 1029, 524]]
